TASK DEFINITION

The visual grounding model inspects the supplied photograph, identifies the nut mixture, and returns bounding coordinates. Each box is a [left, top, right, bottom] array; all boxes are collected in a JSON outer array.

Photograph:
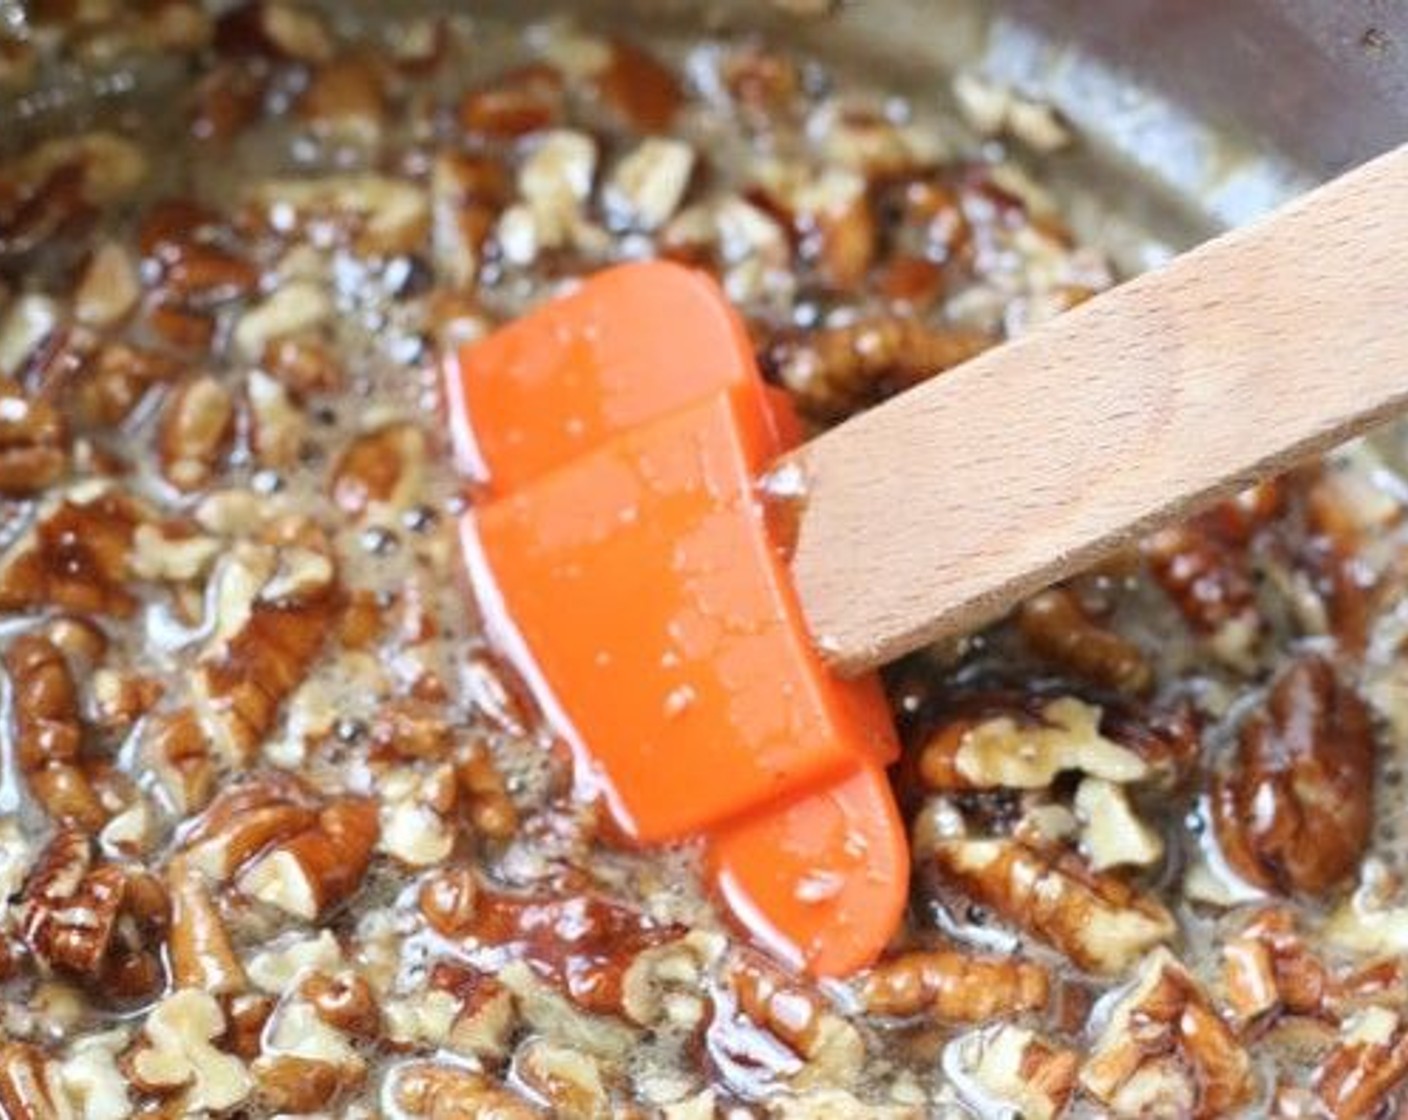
[[0, 4, 1404, 1118]]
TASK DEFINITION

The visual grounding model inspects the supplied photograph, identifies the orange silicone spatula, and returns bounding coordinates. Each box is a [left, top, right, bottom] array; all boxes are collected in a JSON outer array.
[[450, 141, 1408, 975]]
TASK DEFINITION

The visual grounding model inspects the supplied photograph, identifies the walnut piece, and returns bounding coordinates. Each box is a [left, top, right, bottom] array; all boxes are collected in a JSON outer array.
[[931, 835, 1175, 974], [1212, 655, 1375, 896], [126, 988, 253, 1112], [857, 948, 1050, 1022], [1080, 948, 1252, 1118], [1074, 777, 1164, 872]]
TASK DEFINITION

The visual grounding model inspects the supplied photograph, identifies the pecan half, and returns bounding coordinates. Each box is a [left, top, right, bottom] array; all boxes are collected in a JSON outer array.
[[1080, 948, 1253, 1118], [857, 947, 1050, 1021], [930, 836, 1175, 974], [0, 377, 67, 496], [765, 317, 992, 422], [1212, 655, 1374, 896], [1017, 587, 1152, 695]]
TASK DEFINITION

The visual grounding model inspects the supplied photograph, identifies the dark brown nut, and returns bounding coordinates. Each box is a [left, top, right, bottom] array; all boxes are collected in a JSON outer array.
[[447, 884, 682, 1017], [765, 317, 992, 422], [1081, 948, 1253, 1119], [419, 866, 479, 939], [4, 634, 110, 830], [298, 52, 389, 141], [391, 1061, 542, 1119], [857, 948, 1050, 1022], [297, 971, 380, 1039], [431, 152, 509, 289], [931, 836, 1175, 975], [329, 422, 426, 517], [1017, 587, 1153, 695], [456, 64, 564, 139], [213, 0, 333, 62], [158, 376, 235, 492], [237, 796, 379, 920], [191, 61, 268, 143], [594, 39, 683, 132], [1212, 655, 1374, 896], [73, 342, 182, 429], [0, 488, 143, 617], [455, 738, 519, 839], [1222, 907, 1335, 1027], [0, 377, 67, 495], [0, 1043, 66, 1120], [1142, 520, 1260, 666], [138, 198, 258, 303], [167, 858, 246, 995], [915, 695, 1148, 792], [196, 544, 341, 762]]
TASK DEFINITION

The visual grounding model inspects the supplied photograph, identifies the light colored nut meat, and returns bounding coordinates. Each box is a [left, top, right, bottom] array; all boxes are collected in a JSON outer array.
[[1017, 588, 1152, 694], [931, 836, 1175, 974], [427, 964, 517, 1059], [1143, 521, 1260, 668], [126, 988, 253, 1112], [0, 295, 61, 378], [455, 738, 519, 839], [1212, 655, 1374, 896], [246, 929, 342, 992], [232, 281, 333, 360], [946, 1024, 1078, 1120], [498, 130, 600, 266], [418, 865, 478, 938], [857, 948, 1050, 1022], [378, 765, 455, 868], [246, 175, 430, 255], [0, 489, 142, 617], [0, 377, 67, 495], [604, 138, 695, 232], [167, 859, 246, 995], [767, 317, 991, 422], [245, 370, 306, 468], [73, 242, 139, 328], [298, 53, 388, 142], [620, 930, 723, 1030], [918, 696, 1148, 792], [330, 422, 426, 516], [1313, 1006, 1408, 1120], [1074, 778, 1164, 872], [73, 343, 182, 429], [0, 1043, 69, 1120], [129, 522, 221, 584], [1080, 948, 1252, 1119], [58, 1030, 132, 1120], [515, 1039, 609, 1119], [389, 1060, 542, 1119], [238, 796, 379, 920], [430, 152, 508, 289], [952, 74, 1073, 153], [756, 163, 876, 291], [259, 1, 334, 61], [811, 100, 943, 179], [297, 971, 379, 1038], [5, 635, 114, 831], [158, 376, 234, 491]]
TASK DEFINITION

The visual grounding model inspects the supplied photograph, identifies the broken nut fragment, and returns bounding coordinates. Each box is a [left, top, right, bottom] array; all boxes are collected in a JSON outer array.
[[0, 377, 67, 496], [1212, 655, 1375, 897], [126, 988, 253, 1112], [947, 1025, 1078, 1120], [1018, 587, 1152, 695], [1080, 948, 1253, 1119], [858, 948, 1050, 1022], [158, 376, 236, 492], [1313, 1005, 1408, 1120]]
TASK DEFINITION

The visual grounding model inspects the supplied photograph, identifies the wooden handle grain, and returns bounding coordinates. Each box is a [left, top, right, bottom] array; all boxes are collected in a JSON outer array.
[[790, 142, 1408, 675]]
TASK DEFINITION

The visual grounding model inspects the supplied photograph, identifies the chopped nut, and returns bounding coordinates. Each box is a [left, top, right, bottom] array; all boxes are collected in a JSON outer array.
[[58, 1030, 132, 1120], [0, 1043, 69, 1120], [455, 738, 519, 839], [430, 152, 508, 288], [1074, 777, 1165, 872], [1018, 587, 1152, 694], [158, 376, 235, 492], [811, 100, 943, 180], [1212, 655, 1374, 896], [1081, 949, 1252, 1118], [952, 74, 1073, 153], [0, 377, 68, 495], [918, 696, 1149, 792], [931, 836, 1175, 974], [620, 930, 723, 1030], [298, 53, 388, 143], [457, 63, 565, 138], [766, 317, 991, 422], [143, 710, 215, 815], [498, 130, 600, 266], [604, 138, 695, 232], [232, 280, 333, 361], [167, 859, 246, 995], [858, 948, 1050, 1022], [517, 1040, 608, 1118], [235, 795, 377, 920], [252, 1053, 359, 1115], [127, 988, 253, 1112], [245, 369, 306, 468], [594, 39, 683, 132], [0, 488, 142, 617], [5, 634, 109, 830], [330, 422, 426, 516], [1221, 908, 1332, 1024], [432, 964, 517, 1059], [946, 1024, 1078, 1120], [378, 765, 456, 867], [246, 175, 430, 256], [129, 522, 221, 584], [1144, 520, 1260, 668], [389, 1060, 541, 1119], [73, 242, 139, 329], [247, 929, 343, 992], [1313, 1005, 1408, 1119]]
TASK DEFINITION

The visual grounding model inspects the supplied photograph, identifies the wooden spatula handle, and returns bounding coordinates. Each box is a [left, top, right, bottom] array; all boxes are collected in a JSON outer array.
[[790, 142, 1408, 675]]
